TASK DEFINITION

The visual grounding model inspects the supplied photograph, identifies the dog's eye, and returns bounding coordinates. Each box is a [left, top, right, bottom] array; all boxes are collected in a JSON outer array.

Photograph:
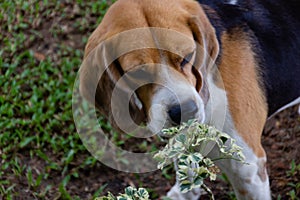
[[180, 52, 194, 68]]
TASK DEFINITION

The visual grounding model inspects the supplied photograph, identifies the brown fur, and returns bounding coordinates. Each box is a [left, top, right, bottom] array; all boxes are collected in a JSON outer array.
[[217, 29, 268, 158]]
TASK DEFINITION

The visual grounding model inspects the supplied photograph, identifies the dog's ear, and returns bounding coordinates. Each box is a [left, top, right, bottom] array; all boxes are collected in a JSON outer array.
[[188, 16, 219, 72], [79, 42, 146, 132], [188, 15, 219, 103]]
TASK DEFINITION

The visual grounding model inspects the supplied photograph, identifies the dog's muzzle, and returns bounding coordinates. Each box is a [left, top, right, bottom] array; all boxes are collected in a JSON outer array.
[[168, 99, 198, 125]]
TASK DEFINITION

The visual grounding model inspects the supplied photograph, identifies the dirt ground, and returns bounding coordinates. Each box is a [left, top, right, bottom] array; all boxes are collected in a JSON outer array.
[[69, 106, 299, 200]]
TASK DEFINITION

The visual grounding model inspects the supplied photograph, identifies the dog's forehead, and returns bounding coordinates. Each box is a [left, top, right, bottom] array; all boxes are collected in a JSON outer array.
[[118, 49, 160, 72], [114, 30, 196, 72], [85, 0, 209, 58], [105, 0, 199, 36]]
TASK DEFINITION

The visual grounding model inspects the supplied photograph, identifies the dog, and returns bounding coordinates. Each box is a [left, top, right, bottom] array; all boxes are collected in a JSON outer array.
[[79, 0, 300, 199]]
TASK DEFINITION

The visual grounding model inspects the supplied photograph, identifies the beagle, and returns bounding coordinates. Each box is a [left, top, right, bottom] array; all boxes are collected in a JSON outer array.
[[79, 0, 300, 199]]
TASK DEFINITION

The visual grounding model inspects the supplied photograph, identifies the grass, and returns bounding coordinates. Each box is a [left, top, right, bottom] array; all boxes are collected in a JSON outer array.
[[285, 160, 300, 200], [0, 0, 112, 199], [1, 1, 165, 198]]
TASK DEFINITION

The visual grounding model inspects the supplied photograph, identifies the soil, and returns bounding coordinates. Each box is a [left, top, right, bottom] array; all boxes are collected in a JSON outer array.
[[7, 108, 300, 196], [69, 106, 300, 200]]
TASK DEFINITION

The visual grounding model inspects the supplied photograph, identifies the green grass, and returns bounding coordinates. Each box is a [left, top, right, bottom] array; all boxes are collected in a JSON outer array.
[[0, 0, 112, 199], [285, 160, 300, 200], [1, 0, 162, 198]]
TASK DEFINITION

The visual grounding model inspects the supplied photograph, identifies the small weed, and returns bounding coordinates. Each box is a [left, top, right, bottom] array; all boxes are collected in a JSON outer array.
[[284, 160, 300, 199], [93, 184, 108, 199], [287, 160, 300, 177]]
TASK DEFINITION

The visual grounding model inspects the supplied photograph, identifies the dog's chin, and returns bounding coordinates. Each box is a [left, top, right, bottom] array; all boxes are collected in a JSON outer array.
[[146, 118, 169, 136]]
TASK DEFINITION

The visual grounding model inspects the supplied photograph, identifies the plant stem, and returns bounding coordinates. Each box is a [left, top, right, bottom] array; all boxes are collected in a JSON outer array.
[[201, 184, 215, 200]]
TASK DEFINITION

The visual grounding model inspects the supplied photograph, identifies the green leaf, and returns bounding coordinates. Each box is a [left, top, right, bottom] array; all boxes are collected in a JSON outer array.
[[136, 188, 150, 199], [36, 150, 51, 162], [19, 136, 35, 148], [176, 134, 186, 144], [93, 184, 108, 198], [117, 197, 128, 200], [190, 153, 202, 163], [64, 149, 75, 165], [124, 186, 136, 196], [180, 180, 192, 193], [99, 186, 149, 200], [193, 177, 203, 187]]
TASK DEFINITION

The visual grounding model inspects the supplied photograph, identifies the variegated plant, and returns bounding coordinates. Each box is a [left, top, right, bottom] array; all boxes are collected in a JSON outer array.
[[97, 186, 150, 200], [154, 120, 246, 197], [99, 120, 246, 199]]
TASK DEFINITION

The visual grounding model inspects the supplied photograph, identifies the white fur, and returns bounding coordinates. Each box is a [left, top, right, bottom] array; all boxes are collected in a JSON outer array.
[[268, 96, 300, 119], [228, 0, 238, 5], [206, 75, 271, 200], [147, 65, 205, 135], [205, 74, 228, 130]]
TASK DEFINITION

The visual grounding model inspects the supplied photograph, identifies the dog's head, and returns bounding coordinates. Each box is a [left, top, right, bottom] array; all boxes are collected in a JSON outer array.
[[80, 0, 219, 135]]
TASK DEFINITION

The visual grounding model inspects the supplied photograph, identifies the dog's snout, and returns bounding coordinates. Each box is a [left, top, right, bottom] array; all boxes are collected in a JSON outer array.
[[168, 100, 198, 125]]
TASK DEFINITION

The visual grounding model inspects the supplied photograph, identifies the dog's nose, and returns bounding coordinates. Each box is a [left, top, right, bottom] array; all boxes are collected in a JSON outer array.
[[168, 100, 198, 125]]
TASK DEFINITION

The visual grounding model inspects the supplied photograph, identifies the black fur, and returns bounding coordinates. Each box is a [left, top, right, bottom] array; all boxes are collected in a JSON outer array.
[[198, 0, 300, 115]]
